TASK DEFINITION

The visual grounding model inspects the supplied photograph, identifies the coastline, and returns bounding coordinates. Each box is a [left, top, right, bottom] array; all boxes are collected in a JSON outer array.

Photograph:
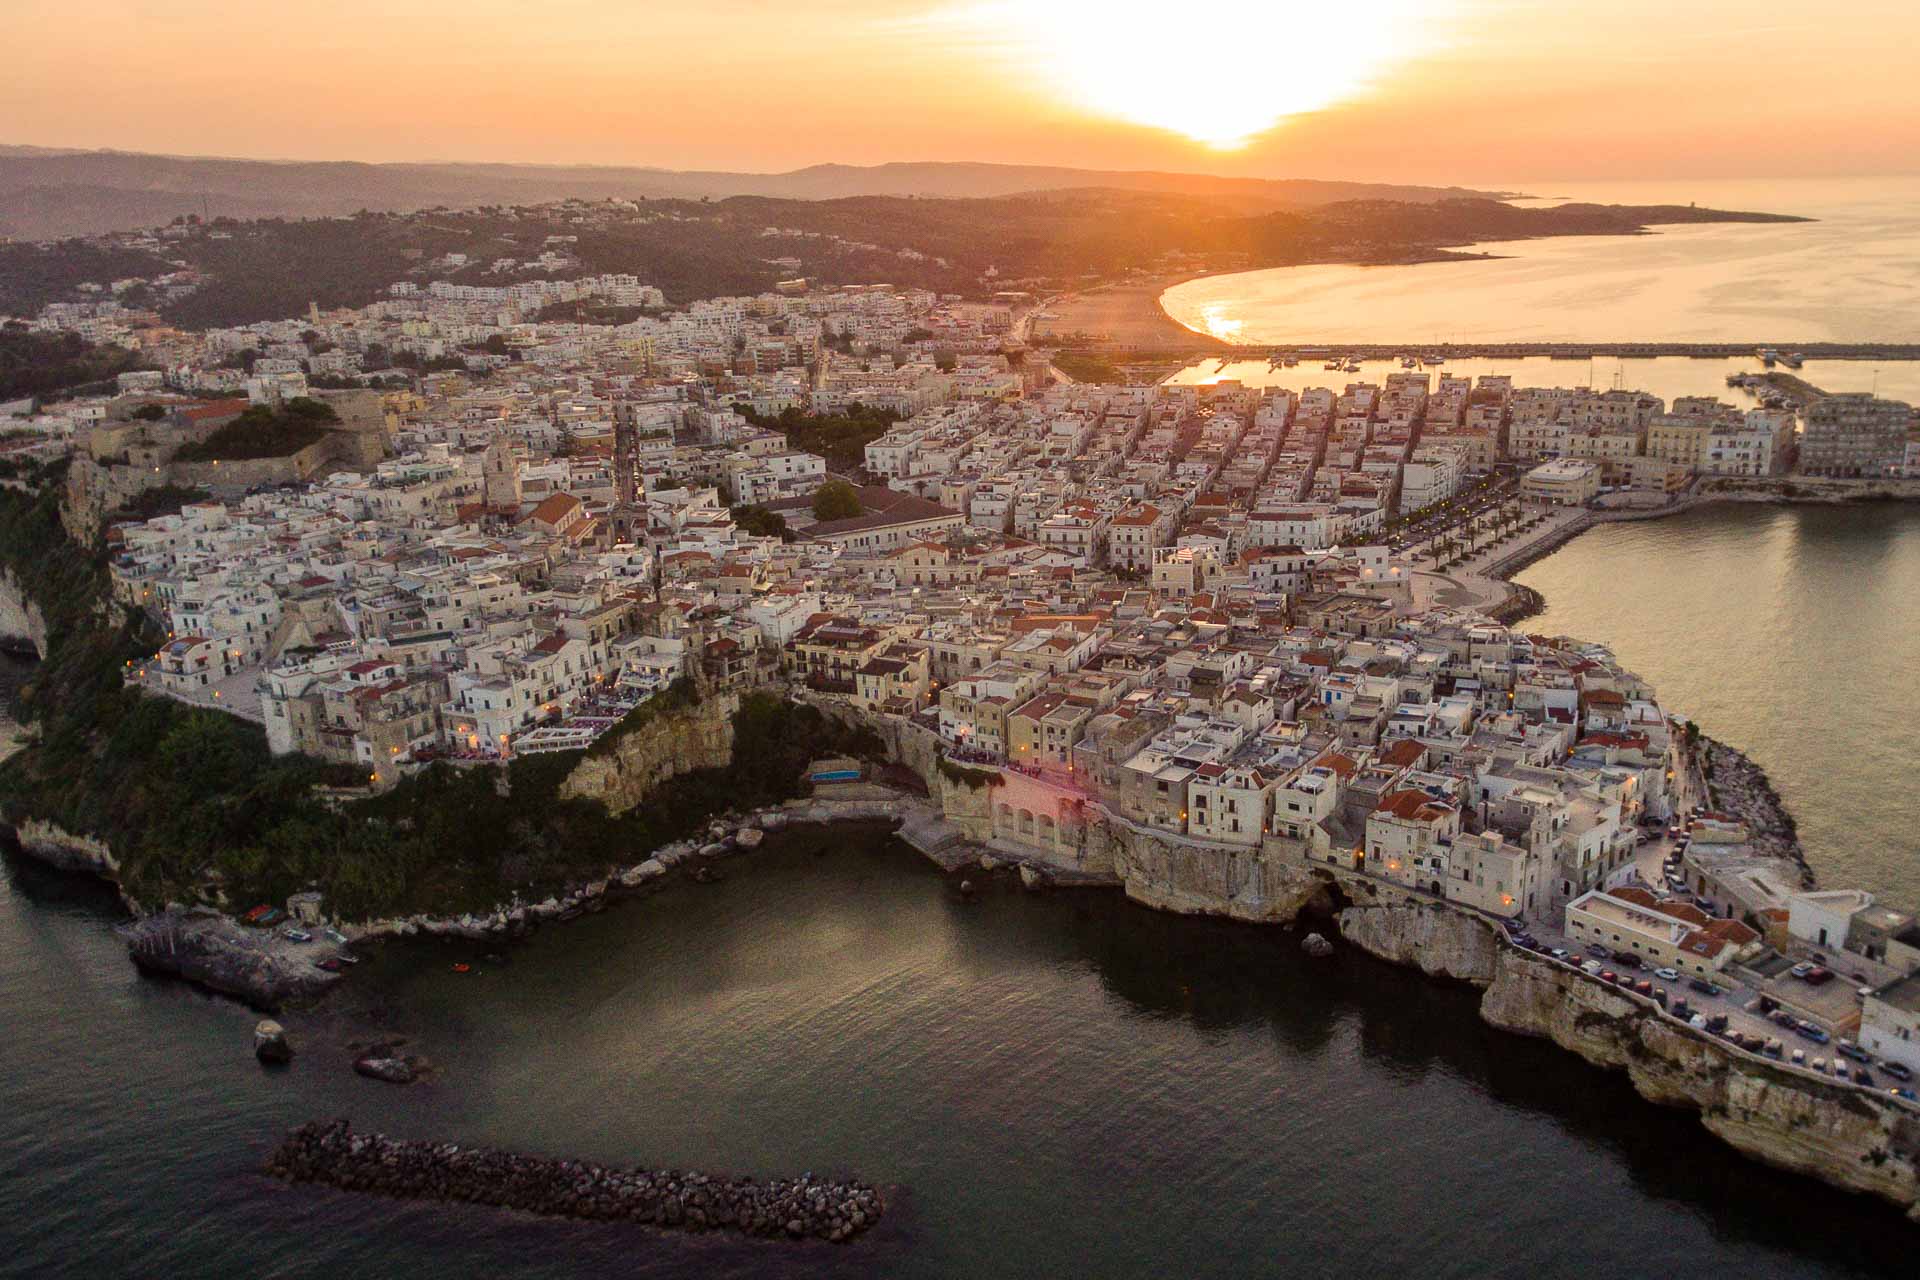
[[6, 487, 1920, 1226]]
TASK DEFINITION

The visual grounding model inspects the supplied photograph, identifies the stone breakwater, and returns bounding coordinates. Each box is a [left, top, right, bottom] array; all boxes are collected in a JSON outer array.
[[1699, 734, 1812, 886], [266, 1120, 885, 1243]]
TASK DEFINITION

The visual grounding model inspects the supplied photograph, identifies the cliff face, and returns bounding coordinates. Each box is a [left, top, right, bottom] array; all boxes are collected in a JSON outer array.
[[556, 693, 738, 816], [0, 570, 49, 659], [11, 818, 118, 877], [1106, 827, 1332, 923], [1337, 903, 1503, 984], [1481, 949, 1920, 1217]]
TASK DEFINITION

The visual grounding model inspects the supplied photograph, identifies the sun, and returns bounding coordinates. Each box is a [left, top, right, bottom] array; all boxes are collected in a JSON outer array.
[[923, 0, 1445, 149]]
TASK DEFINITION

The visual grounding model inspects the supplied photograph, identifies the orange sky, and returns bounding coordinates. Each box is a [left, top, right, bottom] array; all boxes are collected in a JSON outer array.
[[4, 0, 1917, 183]]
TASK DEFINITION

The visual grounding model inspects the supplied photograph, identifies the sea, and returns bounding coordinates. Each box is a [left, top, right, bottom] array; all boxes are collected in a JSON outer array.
[[5, 180, 1920, 1278], [1161, 175, 1920, 403]]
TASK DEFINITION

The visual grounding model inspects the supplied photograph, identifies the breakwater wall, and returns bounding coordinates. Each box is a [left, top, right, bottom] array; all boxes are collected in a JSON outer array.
[[265, 1120, 885, 1243]]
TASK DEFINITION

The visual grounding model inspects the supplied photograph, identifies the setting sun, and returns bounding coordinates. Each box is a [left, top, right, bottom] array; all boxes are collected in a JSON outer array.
[[927, 0, 1449, 148]]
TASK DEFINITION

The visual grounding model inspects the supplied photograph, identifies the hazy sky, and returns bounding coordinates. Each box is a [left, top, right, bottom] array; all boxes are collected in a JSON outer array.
[[5, 0, 1917, 183]]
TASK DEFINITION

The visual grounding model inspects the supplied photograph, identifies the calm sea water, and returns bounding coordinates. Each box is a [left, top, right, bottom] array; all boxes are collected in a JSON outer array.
[[1160, 176, 1920, 402], [4, 822, 1917, 1278], [1518, 502, 1920, 905]]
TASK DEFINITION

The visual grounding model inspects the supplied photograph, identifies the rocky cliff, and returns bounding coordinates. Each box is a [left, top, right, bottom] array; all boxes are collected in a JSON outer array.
[[1336, 903, 1503, 984], [11, 817, 118, 877], [0, 569, 49, 658], [1482, 948, 1920, 1217], [1105, 826, 1332, 923], [556, 692, 739, 816]]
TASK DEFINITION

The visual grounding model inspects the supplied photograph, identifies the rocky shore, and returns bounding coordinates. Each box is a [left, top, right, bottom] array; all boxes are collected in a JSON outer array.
[[266, 1120, 885, 1243], [1698, 734, 1813, 886], [346, 797, 916, 947], [120, 908, 344, 1010]]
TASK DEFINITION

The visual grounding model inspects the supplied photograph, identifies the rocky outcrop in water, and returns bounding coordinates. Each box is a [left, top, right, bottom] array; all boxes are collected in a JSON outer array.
[[266, 1120, 886, 1243], [254, 1020, 292, 1064], [1336, 903, 1503, 984], [119, 908, 342, 1010], [1480, 948, 1920, 1218]]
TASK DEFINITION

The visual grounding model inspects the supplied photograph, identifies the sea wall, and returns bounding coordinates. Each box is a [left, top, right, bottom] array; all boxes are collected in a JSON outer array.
[[1480, 948, 1920, 1217], [556, 692, 739, 816]]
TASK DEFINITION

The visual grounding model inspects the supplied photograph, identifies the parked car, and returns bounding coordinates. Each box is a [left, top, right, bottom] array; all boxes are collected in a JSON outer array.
[[1689, 978, 1722, 997], [1796, 1022, 1830, 1045], [1771, 1010, 1799, 1029], [1654, 967, 1679, 981], [1688, 1014, 1707, 1030], [1706, 1014, 1729, 1033], [1615, 953, 1644, 971], [1811, 1057, 1826, 1074], [1581, 960, 1604, 977], [1791, 1049, 1806, 1066], [1634, 979, 1654, 997], [1550, 948, 1570, 961], [1880, 1061, 1914, 1082], [1586, 944, 1611, 960], [1852, 1068, 1874, 1087], [1837, 1040, 1871, 1064], [1805, 966, 1835, 986], [1789, 962, 1814, 979], [1763, 1039, 1783, 1059]]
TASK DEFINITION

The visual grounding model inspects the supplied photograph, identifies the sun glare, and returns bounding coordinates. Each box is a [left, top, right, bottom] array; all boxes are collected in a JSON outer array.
[[925, 0, 1447, 148]]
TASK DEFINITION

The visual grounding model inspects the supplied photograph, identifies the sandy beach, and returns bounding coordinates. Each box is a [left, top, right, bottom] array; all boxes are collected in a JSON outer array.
[[1029, 277, 1229, 352]]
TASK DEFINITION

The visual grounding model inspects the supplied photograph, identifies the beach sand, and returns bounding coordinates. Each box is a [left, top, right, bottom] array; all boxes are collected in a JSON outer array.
[[1031, 278, 1233, 352]]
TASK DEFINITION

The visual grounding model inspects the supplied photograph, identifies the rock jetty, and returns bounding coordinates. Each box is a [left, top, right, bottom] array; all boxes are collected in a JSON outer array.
[[265, 1120, 885, 1243]]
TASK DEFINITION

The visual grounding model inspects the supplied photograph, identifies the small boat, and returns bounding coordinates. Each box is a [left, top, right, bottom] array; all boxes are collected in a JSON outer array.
[[283, 928, 312, 943], [314, 957, 344, 973], [323, 927, 348, 945], [451, 962, 472, 974], [335, 952, 360, 966]]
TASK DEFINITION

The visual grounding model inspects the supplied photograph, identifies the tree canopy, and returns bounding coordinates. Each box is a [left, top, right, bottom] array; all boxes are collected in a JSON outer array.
[[812, 480, 862, 522]]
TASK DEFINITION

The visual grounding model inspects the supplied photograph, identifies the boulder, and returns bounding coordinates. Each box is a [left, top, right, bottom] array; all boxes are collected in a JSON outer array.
[[254, 1019, 293, 1064], [1018, 865, 1046, 891], [734, 828, 765, 850], [1301, 933, 1335, 958], [353, 1053, 417, 1085], [977, 854, 1001, 871], [698, 842, 730, 859], [620, 859, 667, 887]]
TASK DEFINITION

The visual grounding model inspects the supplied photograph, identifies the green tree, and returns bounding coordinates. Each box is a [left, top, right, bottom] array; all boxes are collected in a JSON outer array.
[[812, 480, 862, 522], [730, 504, 791, 541]]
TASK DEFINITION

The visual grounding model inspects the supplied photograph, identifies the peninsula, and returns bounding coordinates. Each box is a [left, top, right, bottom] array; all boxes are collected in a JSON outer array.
[[3, 234, 1919, 1233]]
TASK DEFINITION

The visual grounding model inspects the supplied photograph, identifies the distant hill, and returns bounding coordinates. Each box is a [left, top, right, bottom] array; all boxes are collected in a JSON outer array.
[[0, 147, 1509, 240]]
